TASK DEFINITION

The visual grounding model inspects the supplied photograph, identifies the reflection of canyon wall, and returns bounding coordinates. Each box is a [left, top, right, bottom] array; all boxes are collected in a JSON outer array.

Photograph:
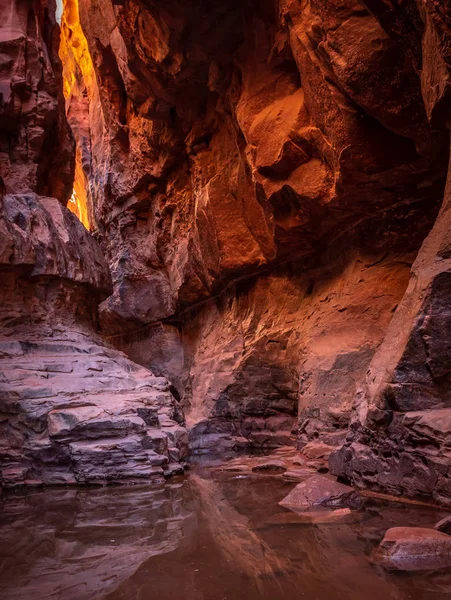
[[191, 473, 286, 581], [59, 0, 451, 469], [2, 472, 444, 599], [0, 0, 73, 201], [0, 483, 195, 600]]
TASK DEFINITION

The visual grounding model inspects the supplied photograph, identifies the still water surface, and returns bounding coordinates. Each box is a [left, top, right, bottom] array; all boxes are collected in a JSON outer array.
[[1, 469, 451, 600]]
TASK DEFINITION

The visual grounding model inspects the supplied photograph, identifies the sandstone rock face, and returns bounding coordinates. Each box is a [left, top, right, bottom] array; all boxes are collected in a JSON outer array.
[[331, 149, 451, 505], [5, 0, 451, 504], [56, 0, 450, 460], [0, 194, 187, 487], [116, 206, 435, 454], [329, 1, 451, 504], [0, 0, 74, 202]]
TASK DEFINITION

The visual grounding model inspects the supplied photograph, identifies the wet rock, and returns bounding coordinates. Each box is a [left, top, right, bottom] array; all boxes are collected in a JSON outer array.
[[279, 474, 360, 512], [220, 464, 250, 473], [252, 460, 287, 474], [374, 527, 451, 571]]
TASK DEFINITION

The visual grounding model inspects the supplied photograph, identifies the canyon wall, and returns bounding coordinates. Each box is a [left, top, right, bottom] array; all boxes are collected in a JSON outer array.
[[329, 0, 451, 506], [2, 0, 451, 504], [0, 0, 74, 201], [0, 0, 187, 488], [59, 0, 451, 460], [0, 192, 188, 487]]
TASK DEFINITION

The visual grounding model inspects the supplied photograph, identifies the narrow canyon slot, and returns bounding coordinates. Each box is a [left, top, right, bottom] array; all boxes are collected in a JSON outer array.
[[2, 0, 451, 598]]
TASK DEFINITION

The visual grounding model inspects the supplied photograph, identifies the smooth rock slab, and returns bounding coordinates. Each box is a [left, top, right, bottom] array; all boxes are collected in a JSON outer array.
[[282, 468, 316, 482], [0, 330, 189, 487], [279, 474, 360, 511], [374, 527, 451, 571]]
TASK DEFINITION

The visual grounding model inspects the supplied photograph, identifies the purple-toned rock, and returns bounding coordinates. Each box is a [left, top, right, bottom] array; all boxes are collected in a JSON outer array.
[[0, 194, 188, 488]]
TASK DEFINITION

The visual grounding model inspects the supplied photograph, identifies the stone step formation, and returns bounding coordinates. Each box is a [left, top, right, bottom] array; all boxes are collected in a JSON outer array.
[[0, 194, 188, 487]]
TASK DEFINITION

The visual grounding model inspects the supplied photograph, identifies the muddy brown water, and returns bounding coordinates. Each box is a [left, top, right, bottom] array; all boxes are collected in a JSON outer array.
[[1, 469, 451, 600]]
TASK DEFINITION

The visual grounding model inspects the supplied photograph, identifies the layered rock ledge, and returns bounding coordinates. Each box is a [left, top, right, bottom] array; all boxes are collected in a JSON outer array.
[[0, 194, 187, 487]]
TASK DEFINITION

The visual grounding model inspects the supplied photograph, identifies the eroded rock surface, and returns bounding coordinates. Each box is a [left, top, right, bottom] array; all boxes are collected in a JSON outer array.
[[0, 194, 187, 487], [330, 145, 451, 505], [279, 474, 361, 511], [3, 0, 451, 505], [0, 0, 74, 201]]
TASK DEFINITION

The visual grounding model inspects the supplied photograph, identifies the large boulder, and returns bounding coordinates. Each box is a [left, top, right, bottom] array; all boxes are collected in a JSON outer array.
[[374, 527, 451, 571]]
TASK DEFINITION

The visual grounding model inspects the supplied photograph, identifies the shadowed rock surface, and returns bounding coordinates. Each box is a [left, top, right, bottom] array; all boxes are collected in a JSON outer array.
[[0, 0, 74, 201]]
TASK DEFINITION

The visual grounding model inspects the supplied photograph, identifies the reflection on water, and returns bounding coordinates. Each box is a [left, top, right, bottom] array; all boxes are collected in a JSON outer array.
[[1, 471, 451, 600]]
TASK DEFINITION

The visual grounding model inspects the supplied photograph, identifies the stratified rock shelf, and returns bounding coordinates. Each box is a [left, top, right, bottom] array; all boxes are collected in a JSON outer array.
[[0, 194, 187, 486]]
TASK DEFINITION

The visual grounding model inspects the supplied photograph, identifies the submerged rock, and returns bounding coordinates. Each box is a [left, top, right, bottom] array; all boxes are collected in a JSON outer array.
[[282, 468, 317, 482], [374, 527, 451, 571], [264, 508, 354, 526]]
